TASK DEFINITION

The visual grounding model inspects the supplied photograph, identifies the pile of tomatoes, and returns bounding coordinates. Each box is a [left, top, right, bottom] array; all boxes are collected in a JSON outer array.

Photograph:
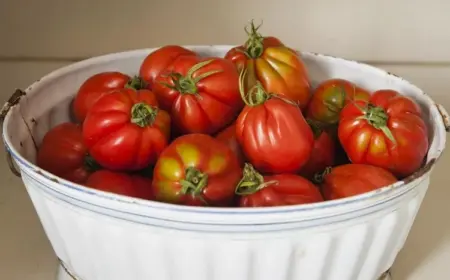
[[36, 22, 429, 207]]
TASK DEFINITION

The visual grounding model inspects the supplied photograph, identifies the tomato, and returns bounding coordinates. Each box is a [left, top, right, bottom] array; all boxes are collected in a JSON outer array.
[[152, 134, 242, 206], [37, 122, 99, 184], [86, 170, 153, 200], [300, 120, 335, 179], [83, 88, 171, 171], [215, 122, 245, 166], [338, 89, 428, 177], [235, 69, 314, 174], [72, 72, 146, 122], [236, 163, 323, 207], [320, 164, 398, 200], [153, 56, 243, 135], [306, 78, 370, 125], [139, 45, 197, 89], [225, 21, 311, 108]]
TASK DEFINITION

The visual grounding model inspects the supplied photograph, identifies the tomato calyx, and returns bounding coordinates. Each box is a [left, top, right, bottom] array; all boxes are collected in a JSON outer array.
[[239, 68, 270, 106], [360, 104, 397, 144], [306, 118, 325, 139], [130, 103, 159, 127], [243, 20, 265, 59], [312, 166, 332, 184], [160, 59, 222, 95], [239, 68, 297, 107], [124, 76, 147, 90], [83, 154, 101, 172], [180, 166, 208, 197], [235, 163, 277, 195]]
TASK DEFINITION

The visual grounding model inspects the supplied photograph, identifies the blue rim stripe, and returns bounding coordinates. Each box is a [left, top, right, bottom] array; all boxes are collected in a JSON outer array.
[[22, 164, 421, 232]]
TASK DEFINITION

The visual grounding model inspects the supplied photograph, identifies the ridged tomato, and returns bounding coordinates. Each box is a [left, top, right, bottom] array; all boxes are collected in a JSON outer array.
[[306, 78, 370, 125], [37, 122, 99, 184], [320, 164, 398, 200], [225, 21, 311, 108], [153, 56, 243, 135], [152, 134, 242, 206], [83, 88, 171, 171], [72, 72, 146, 122], [338, 89, 428, 177], [86, 170, 153, 200], [139, 45, 197, 89], [236, 163, 324, 207], [235, 69, 314, 174]]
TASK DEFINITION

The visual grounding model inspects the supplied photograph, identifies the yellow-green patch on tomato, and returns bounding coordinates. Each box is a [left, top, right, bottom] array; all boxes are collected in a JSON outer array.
[[208, 154, 227, 174], [158, 157, 183, 180], [154, 181, 180, 203], [176, 143, 200, 167]]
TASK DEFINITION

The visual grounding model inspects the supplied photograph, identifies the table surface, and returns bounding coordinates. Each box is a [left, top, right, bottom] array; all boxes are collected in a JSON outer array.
[[1, 141, 449, 280]]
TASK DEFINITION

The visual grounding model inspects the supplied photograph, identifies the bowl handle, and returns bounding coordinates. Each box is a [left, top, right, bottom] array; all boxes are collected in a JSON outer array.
[[1, 89, 26, 178], [436, 103, 450, 132]]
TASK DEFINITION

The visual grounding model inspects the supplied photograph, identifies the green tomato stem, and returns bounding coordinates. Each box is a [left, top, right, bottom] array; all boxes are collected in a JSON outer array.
[[124, 76, 147, 90], [238, 68, 271, 107], [306, 118, 325, 139], [235, 163, 277, 195], [180, 167, 208, 196], [130, 103, 159, 127], [312, 166, 332, 184], [364, 104, 397, 144], [83, 153, 101, 172], [244, 20, 265, 59], [162, 59, 222, 95]]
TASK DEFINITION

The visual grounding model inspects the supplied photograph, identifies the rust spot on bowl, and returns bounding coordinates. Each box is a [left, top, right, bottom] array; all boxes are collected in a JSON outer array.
[[50, 177, 59, 183], [378, 269, 392, 280], [402, 158, 436, 185], [0, 89, 26, 122], [436, 103, 450, 132], [387, 71, 401, 79], [35, 169, 60, 183]]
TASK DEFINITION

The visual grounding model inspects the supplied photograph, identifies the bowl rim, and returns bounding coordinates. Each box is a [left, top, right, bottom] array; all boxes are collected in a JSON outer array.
[[2, 45, 447, 218]]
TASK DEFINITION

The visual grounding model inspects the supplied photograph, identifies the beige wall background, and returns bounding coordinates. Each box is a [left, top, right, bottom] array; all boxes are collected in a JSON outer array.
[[2, 0, 450, 105], [1, 1, 450, 279]]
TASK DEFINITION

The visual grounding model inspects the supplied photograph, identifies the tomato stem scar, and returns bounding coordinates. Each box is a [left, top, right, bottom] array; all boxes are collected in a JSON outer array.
[[131, 103, 159, 127], [180, 166, 208, 196], [124, 76, 147, 90], [235, 163, 277, 195]]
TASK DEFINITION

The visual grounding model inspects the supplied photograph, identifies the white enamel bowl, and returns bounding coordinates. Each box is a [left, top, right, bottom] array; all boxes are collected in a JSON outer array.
[[2, 46, 448, 280]]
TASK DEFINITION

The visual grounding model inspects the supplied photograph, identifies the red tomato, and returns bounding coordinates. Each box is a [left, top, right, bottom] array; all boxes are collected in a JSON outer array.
[[215, 122, 245, 166], [83, 88, 171, 171], [37, 122, 98, 184], [152, 134, 242, 206], [306, 78, 370, 125], [235, 69, 314, 174], [338, 89, 429, 177], [152, 56, 243, 135], [236, 163, 323, 207], [72, 72, 147, 122], [300, 120, 335, 179], [225, 21, 311, 108], [86, 170, 153, 200], [139, 45, 197, 89], [321, 164, 398, 200]]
